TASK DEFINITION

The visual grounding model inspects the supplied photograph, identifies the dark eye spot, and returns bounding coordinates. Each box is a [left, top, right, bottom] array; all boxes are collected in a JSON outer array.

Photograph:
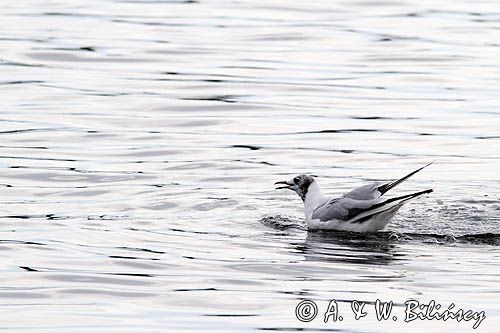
[[293, 177, 300, 184]]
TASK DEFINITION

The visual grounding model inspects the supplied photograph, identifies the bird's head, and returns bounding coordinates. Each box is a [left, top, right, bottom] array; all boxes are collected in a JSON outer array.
[[275, 174, 315, 201]]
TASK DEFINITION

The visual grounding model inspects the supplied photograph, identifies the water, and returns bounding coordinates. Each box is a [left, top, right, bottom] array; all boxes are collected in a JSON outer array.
[[1, 0, 499, 331]]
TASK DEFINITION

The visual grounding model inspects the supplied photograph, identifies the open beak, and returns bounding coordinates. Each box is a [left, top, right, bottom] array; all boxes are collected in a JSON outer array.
[[275, 180, 293, 190]]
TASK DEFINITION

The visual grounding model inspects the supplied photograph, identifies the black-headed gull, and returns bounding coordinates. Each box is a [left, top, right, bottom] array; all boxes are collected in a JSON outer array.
[[275, 162, 433, 232]]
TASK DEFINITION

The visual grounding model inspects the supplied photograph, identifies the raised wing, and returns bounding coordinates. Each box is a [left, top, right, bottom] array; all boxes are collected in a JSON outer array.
[[376, 161, 433, 196], [343, 162, 433, 200]]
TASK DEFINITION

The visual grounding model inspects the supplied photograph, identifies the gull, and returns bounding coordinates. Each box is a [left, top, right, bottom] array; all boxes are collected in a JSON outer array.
[[275, 162, 433, 232]]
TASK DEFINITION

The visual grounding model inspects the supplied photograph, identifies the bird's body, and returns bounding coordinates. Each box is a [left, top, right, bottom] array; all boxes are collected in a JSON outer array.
[[275, 163, 433, 232]]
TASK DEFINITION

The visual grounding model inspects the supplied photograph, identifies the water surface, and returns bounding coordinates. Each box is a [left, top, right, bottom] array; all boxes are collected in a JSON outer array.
[[1, 0, 499, 331]]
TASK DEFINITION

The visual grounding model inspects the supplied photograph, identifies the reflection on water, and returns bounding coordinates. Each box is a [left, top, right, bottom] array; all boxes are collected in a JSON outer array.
[[1, 0, 500, 331], [297, 232, 403, 266]]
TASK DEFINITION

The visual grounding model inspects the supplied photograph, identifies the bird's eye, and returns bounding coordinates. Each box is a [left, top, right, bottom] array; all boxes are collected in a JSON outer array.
[[293, 177, 300, 184]]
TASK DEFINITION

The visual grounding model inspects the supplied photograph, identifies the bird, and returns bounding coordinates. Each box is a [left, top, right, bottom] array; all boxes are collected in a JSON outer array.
[[274, 162, 433, 232]]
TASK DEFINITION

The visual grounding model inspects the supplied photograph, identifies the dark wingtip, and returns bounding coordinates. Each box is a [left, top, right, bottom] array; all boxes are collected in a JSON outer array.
[[378, 162, 434, 195], [416, 188, 433, 196]]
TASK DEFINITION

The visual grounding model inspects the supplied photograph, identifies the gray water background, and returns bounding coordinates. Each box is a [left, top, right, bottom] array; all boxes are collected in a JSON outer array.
[[1, 0, 499, 331]]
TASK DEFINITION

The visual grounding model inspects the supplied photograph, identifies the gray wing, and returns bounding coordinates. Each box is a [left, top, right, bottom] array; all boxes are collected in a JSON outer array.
[[311, 197, 381, 222], [343, 183, 382, 200], [312, 189, 433, 223]]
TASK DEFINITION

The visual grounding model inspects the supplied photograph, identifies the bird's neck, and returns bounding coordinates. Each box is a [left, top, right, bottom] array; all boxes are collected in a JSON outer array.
[[303, 181, 326, 218]]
